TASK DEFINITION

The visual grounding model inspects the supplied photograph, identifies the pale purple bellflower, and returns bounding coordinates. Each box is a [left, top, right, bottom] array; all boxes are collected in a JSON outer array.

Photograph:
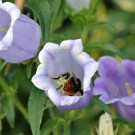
[[93, 56, 135, 122], [0, 2, 41, 63], [32, 39, 98, 110]]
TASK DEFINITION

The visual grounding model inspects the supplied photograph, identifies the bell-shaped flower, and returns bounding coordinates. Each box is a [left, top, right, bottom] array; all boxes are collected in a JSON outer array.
[[0, 2, 41, 63], [32, 39, 98, 110], [65, 0, 91, 11], [93, 56, 135, 122]]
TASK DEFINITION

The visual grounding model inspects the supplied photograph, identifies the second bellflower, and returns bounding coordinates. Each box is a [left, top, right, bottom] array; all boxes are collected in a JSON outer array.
[[0, 2, 41, 63], [32, 39, 98, 110], [93, 56, 135, 122]]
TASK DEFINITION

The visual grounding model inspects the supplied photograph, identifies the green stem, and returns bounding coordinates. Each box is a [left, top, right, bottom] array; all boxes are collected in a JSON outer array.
[[0, 76, 11, 94], [0, 62, 7, 72], [81, 25, 89, 45], [63, 121, 70, 135], [49, 108, 61, 135], [33, 13, 38, 22], [54, 124, 61, 135], [0, 76, 29, 123], [49, 107, 55, 118], [14, 96, 29, 122]]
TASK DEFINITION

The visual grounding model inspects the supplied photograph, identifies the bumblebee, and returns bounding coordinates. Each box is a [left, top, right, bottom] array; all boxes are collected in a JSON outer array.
[[51, 72, 83, 96]]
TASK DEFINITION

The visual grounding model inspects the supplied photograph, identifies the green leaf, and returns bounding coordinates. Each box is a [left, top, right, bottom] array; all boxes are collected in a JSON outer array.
[[51, 0, 65, 31], [16, 132, 26, 135], [27, 0, 51, 43], [128, 121, 135, 130], [2, 95, 15, 128], [123, 45, 135, 59], [86, 43, 125, 58], [93, 97, 111, 114], [49, 0, 62, 16], [91, 22, 117, 33], [0, 113, 6, 135], [41, 118, 64, 135], [0, 62, 7, 72], [26, 61, 34, 78], [64, 110, 81, 121], [90, 0, 100, 14], [28, 88, 47, 135]]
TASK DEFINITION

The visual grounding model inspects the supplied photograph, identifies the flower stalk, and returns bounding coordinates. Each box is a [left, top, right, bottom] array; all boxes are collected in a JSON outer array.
[[14, 96, 29, 122], [15, 0, 25, 12], [0, 76, 29, 123], [81, 25, 89, 45], [63, 121, 70, 135]]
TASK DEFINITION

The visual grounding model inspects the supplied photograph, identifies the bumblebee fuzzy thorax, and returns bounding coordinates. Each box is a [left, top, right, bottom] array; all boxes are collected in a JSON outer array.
[[51, 72, 83, 96]]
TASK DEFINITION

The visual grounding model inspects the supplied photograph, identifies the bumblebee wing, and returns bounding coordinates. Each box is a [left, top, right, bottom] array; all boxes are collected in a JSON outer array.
[[72, 73, 83, 95], [72, 73, 78, 84]]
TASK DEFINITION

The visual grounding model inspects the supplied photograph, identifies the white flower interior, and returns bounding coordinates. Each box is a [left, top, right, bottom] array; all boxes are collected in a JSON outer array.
[[0, 9, 11, 40], [49, 49, 84, 96]]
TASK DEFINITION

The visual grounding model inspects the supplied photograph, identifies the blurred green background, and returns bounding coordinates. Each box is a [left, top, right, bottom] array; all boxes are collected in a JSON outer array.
[[1, 0, 135, 135]]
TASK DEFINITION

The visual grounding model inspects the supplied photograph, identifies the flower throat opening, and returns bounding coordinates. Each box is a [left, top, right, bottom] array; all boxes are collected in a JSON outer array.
[[0, 9, 11, 40], [125, 82, 133, 96], [51, 72, 83, 96]]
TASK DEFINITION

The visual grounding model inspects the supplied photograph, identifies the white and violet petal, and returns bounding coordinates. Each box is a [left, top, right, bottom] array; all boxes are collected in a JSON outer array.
[[0, 2, 41, 63], [32, 39, 98, 110], [93, 56, 135, 121]]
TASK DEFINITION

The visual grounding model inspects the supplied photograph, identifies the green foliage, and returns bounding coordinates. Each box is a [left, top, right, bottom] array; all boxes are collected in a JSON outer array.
[[26, 0, 51, 43], [87, 42, 125, 58], [1, 0, 135, 134], [128, 121, 135, 130], [0, 113, 6, 135], [112, 0, 135, 12], [41, 118, 64, 135], [16, 132, 26, 135], [64, 110, 81, 122], [66, 0, 100, 25], [0, 76, 15, 129], [49, 0, 62, 15], [50, 0, 66, 31], [2, 95, 15, 128], [93, 97, 111, 114], [26, 60, 34, 78], [0, 62, 7, 72], [28, 88, 47, 135]]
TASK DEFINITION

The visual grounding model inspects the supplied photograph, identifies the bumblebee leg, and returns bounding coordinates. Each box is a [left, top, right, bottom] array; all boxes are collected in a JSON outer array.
[[77, 79, 83, 95], [51, 72, 70, 80], [79, 89, 83, 95], [51, 76, 60, 80], [77, 78, 81, 88], [56, 85, 62, 90], [61, 72, 70, 79]]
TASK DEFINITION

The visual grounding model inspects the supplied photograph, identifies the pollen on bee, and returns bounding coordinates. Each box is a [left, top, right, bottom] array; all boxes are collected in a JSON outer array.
[[56, 77, 66, 87], [51, 72, 83, 96], [125, 82, 133, 96]]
